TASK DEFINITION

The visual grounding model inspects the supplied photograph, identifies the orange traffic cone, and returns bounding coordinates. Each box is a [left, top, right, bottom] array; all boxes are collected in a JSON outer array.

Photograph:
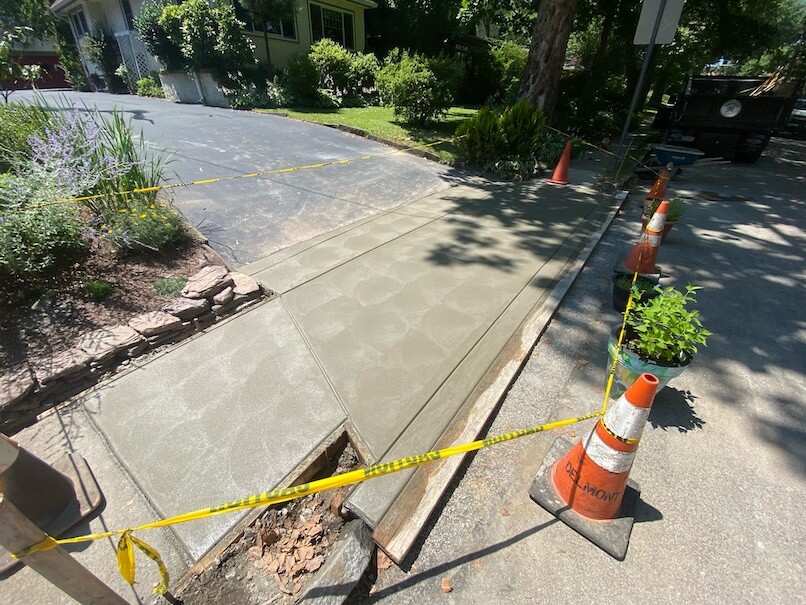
[[623, 200, 669, 274], [643, 168, 670, 210], [0, 434, 102, 572], [548, 140, 573, 185], [529, 373, 660, 560], [552, 373, 659, 520]]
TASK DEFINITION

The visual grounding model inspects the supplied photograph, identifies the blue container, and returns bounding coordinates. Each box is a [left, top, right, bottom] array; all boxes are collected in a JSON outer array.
[[653, 144, 705, 166]]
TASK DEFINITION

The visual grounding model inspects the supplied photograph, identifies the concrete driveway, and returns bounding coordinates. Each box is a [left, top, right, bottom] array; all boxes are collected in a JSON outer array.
[[23, 91, 459, 266], [362, 137, 806, 604]]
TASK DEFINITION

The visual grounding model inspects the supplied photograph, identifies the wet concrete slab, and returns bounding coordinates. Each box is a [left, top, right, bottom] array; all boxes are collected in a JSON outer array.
[[84, 299, 346, 560]]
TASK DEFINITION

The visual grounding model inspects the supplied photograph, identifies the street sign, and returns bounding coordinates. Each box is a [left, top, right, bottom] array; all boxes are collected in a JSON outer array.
[[634, 0, 684, 45]]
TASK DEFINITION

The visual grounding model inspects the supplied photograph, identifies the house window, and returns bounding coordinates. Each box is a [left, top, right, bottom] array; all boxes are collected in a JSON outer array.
[[233, 3, 297, 40], [310, 3, 354, 50], [69, 9, 89, 37]]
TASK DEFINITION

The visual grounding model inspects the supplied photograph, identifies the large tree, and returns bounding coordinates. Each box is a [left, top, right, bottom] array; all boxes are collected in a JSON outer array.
[[519, 0, 577, 120]]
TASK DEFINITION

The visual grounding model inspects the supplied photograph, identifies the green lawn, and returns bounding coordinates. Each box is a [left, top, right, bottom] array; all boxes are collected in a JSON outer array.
[[256, 106, 477, 164]]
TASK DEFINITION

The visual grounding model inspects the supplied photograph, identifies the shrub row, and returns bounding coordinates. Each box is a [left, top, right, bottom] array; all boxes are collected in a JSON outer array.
[[225, 39, 523, 126], [458, 100, 545, 163]]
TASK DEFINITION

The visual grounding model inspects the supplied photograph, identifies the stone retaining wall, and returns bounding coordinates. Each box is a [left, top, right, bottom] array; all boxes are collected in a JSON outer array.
[[1, 266, 268, 435]]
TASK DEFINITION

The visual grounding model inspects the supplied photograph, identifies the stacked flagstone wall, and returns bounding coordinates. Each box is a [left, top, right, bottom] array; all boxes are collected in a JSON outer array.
[[0, 266, 267, 434]]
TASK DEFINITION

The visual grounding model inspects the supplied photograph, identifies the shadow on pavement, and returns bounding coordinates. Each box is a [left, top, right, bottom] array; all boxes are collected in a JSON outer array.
[[366, 519, 560, 601], [648, 387, 705, 434]]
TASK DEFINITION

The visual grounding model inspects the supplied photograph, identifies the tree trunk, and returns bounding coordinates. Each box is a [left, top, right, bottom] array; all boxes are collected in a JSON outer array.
[[579, 2, 617, 116], [519, 0, 577, 121]]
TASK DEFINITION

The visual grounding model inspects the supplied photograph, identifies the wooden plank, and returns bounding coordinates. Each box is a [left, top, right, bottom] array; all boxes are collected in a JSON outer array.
[[373, 196, 622, 564], [0, 495, 129, 605]]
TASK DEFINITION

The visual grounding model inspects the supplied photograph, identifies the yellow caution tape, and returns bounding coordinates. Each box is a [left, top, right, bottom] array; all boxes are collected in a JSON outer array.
[[18, 136, 459, 212], [8, 122, 646, 592], [11, 410, 600, 587]]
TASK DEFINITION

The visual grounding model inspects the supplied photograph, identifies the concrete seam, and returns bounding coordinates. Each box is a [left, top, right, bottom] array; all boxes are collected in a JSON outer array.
[[369, 193, 610, 467], [276, 188, 496, 295], [241, 181, 470, 276], [277, 296, 359, 450]]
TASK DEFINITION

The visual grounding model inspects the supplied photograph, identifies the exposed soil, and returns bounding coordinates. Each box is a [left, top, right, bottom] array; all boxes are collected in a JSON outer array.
[[0, 238, 221, 372], [177, 445, 360, 605]]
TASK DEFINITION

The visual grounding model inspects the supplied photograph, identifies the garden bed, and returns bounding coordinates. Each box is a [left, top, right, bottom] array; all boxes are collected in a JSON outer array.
[[0, 237, 269, 435]]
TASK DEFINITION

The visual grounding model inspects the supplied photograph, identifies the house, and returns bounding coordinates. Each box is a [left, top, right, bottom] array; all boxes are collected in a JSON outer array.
[[50, 0, 377, 84], [3, 36, 69, 91]]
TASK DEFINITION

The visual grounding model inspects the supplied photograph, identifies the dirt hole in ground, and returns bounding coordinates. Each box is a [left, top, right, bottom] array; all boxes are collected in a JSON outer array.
[[177, 443, 360, 605]]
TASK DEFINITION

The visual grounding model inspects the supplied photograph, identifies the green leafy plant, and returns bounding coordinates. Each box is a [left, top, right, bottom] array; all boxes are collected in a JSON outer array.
[[490, 41, 528, 104], [136, 74, 165, 97], [625, 284, 711, 365], [153, 275, 186, 296], [135, 0, 185, 72], [84, 27, 127, 93], [457, 100, 545, 177], [54, 19, 89, 91], [280, 54, 322, 106], [456, 107, 505, 164], [309, 38, 352, 96], [0, 102, 51, 168], [308, 39, 380, 107], [83, 279, 115, 302], [0, 200, 84, 280], [100, 199, 186, 253], [644, 198, 686, 222], [376, 50, 458, 125], [538, 132, 567, 166], [157, 0, 255, 77], [500, 99, 545, 159]]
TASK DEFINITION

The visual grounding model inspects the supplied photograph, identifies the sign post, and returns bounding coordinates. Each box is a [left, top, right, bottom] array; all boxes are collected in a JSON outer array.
[[614, 0, 684, 164]]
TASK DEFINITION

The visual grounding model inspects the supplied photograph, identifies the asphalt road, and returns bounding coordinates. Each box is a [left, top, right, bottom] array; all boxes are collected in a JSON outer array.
[[20, 91, 459, 266], [360, 137, 806, 604]]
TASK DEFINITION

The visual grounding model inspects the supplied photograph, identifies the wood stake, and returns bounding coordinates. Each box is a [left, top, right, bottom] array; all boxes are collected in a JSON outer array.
[[0, 495, 129, 604]]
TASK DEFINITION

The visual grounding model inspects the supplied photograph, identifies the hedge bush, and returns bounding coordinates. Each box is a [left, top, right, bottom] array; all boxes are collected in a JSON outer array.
[[281, 54, 322, 106], [376, 50, 459, 125], [308, 39, 379, 107], [456, 107, 505, 165], [135, 0, 184, 71], [457, 100, 546, 178], [491, 42, 528, 104], [500, 99, 545, 158]]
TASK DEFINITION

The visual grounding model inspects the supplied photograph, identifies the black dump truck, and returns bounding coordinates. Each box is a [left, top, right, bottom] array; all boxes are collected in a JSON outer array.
[[652, 75, 798, 162]]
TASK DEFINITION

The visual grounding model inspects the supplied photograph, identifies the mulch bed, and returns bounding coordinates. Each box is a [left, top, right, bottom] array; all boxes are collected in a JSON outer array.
[[0, 239, 221, 372]]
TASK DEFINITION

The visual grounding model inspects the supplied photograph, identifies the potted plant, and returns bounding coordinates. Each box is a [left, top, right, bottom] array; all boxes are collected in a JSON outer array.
[[134, 0, 255, 107], [611, 272, 660, 313], [607, 284, 711, 396], [642, 198, 685, 242]]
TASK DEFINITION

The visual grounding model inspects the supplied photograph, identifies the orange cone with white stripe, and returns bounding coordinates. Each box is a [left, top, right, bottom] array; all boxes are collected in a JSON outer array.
[[551, 373, 659, 520], [643, 167, 670, 210], [623, 200, 669, 273]]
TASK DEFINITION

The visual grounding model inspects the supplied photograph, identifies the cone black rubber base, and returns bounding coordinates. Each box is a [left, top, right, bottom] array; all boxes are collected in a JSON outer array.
[[529, 436, 639, 561], [0, 452, 103, 574]]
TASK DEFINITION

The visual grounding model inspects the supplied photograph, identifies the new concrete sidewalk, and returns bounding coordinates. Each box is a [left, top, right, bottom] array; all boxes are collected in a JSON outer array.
[[1, 163, 616, 604]]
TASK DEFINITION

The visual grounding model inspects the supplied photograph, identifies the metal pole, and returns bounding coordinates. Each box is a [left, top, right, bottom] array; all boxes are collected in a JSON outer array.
[[615, 0, 667, 164]]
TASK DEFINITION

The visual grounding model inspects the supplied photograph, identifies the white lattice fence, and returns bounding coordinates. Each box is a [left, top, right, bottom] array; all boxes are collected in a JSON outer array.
[[115, 31, 151, 81]]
